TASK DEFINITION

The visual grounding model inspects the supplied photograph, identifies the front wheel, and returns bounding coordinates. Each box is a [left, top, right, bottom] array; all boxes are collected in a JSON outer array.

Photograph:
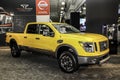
[[10, 43, 21, 58], [58, 51, 79, 73]]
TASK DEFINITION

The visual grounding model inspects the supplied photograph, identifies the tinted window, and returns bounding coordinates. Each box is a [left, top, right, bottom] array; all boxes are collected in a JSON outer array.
[[27, 24, 54, 36], [39, 24, 54, 36], [53, 23, 80, 34], [27, 24, 38, 34]]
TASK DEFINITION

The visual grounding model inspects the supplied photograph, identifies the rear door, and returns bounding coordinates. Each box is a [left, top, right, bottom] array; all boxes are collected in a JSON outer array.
[[24, 23, 57, 52], [24, 24, 39, 48]]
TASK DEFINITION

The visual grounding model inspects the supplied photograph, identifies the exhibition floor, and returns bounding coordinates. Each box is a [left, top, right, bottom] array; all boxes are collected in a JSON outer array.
[[0, 46, 120, 80]]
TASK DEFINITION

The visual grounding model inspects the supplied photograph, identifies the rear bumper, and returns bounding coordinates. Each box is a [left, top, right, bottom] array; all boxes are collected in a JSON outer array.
[[78, 53, 110, 64]]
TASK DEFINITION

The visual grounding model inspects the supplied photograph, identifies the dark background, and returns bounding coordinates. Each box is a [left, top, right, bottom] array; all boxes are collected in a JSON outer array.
[[0, 0, 119, 33], [0, 0, 119, 46], [0, 0, 36, 46], [70, 12, 80, 29], [0, 0, 36, 15], [0, 0, 36, 32], [86, 0, 119, 34]]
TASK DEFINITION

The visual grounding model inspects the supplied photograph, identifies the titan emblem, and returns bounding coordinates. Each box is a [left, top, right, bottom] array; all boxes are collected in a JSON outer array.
[[20, 4, 29, 9], [17, 4, 33, 12]]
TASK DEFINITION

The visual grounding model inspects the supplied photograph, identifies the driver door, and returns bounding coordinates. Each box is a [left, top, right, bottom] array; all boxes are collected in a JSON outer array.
[[35, 24, 57, 51]]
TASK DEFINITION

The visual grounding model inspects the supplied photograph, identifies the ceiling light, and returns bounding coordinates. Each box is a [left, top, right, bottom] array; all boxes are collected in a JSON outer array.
[[60, 13, 63, 16], [80, 10, 82, 13], [61, 7, 64, 10], [61, 2, 65, 6], [60, 11, 64, 14], [83, 7, 86, 10]]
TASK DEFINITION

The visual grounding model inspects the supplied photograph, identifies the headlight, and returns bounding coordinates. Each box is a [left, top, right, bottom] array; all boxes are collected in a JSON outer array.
[[79, 42, 94, 53]]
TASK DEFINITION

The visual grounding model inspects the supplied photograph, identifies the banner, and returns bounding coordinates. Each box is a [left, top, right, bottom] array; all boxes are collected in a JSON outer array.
[[36, 0, 50, 15]]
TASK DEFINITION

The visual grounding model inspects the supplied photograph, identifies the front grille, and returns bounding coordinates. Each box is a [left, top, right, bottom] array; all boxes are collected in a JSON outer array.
[[99, 40, 108, 52]]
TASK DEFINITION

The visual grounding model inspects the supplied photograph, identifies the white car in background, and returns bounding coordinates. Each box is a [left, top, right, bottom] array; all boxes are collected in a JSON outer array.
[[0, 7, 12, 34], [0, 7, 12, 25]]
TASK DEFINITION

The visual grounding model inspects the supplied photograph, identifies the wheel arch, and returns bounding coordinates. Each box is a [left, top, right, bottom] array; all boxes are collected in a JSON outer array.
[[9, 38, 17, 47], [9, 38, 21, 58], [55, 44, 78, 59]]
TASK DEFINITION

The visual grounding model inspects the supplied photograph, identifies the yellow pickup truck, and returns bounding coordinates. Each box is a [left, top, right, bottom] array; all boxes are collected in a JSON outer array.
[[6, 22, 110, 73]]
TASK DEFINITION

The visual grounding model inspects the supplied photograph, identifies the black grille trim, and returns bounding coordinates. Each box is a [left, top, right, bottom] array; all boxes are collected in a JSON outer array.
[[94, 42, 97, 51], [99, 40, 108, 52]]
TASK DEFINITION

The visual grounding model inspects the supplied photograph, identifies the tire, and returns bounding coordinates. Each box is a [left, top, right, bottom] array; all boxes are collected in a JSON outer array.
[[58, 51, 79, 73], [10, 43, 21, 58]]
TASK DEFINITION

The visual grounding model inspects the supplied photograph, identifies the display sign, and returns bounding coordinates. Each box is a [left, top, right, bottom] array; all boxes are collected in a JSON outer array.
[[80, 18, 86, 32], [36, 0, 50, 15], [16, 4, 33, 12], [118, 4, 120, 14]]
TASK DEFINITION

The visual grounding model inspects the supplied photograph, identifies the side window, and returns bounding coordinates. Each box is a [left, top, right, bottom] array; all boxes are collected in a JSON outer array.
[[39, 24, 54, 36], [27, 24, 39, 34]]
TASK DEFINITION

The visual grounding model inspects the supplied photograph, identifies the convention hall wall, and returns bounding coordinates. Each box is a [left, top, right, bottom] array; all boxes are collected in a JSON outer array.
[[0, 0, 36, 46], [86, 0, 118, 34]]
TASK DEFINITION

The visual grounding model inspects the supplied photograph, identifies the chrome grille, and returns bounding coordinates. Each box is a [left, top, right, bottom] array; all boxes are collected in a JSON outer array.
[[99, 41, 108, 52]]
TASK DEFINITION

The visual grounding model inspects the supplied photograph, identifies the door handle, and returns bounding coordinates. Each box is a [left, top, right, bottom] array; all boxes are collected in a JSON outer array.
[[35, 38, 40, 40], [24, 36, 27, 38]]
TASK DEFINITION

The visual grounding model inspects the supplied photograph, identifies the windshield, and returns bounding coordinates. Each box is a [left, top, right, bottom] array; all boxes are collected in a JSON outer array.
[[53, 23, 80, 34]]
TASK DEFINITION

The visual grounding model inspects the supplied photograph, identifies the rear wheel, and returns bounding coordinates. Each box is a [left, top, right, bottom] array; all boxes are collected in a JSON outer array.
[[10, 43, 21, 58], [58, 51, 79, 73]]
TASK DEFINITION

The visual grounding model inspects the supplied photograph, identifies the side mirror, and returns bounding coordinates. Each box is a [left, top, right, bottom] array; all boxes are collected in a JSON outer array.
[[43, 31, 55, 37]]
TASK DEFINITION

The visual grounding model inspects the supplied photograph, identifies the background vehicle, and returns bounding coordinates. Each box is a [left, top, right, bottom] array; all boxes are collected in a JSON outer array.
[[0, 7, 12, 25]]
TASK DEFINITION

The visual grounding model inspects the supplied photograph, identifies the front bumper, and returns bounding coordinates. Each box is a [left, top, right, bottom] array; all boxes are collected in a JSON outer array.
[[78, 53, 110, 64]]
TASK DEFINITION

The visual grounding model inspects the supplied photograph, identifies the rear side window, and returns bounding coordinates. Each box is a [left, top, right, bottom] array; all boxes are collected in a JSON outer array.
[[26, 24, 54, 37], [27, 24, 38, 34]]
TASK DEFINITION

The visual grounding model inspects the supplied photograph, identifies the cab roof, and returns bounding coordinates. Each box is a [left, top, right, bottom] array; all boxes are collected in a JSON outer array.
[[27, 22, 65, 24]]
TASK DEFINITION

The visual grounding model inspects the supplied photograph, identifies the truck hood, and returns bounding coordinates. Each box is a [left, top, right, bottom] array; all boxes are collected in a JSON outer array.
[[61, 33, 107, 41]]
